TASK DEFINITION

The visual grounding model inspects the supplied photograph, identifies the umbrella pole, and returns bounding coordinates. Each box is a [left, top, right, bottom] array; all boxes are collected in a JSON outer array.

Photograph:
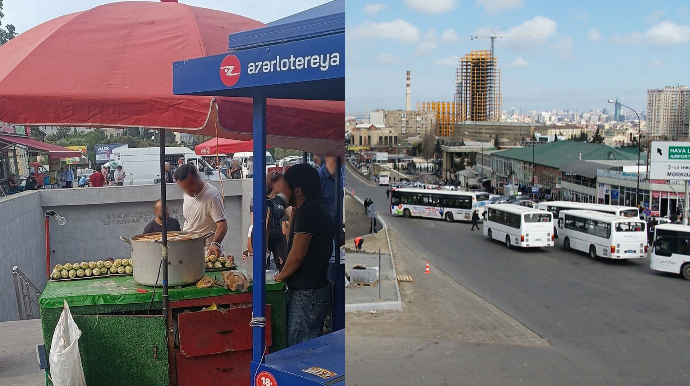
[[252, 95, 267, 366], [159, 129, 170, 331]]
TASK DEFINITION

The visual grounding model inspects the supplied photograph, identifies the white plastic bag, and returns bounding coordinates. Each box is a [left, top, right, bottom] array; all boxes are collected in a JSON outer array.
[[49, 300, 86, 386]]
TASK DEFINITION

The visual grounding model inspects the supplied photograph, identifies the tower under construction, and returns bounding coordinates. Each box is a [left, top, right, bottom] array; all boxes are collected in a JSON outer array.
[[455, 50, 501, 122]]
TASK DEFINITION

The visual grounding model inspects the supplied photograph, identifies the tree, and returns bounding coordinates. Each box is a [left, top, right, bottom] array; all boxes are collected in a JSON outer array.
[[590, 127, 605, 144], [30, 126, 46, 142], [434, 139, 442, 155], [0, 0, 17, 46], [553, 134, 559, 142], [493, 136, 501, 150], [421, 131, 436, 160]]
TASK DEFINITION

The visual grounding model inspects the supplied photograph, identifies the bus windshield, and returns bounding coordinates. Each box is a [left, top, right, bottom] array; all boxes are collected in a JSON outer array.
[[619, 209, 638, 218], [524, 213, 552, 223]]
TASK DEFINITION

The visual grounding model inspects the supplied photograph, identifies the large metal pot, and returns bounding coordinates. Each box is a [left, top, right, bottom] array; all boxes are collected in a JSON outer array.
[[120, 231, 213, 287]]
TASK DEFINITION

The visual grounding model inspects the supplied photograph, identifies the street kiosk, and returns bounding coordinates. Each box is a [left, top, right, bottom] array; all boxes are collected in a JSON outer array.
[[173, 1, 345, 385]]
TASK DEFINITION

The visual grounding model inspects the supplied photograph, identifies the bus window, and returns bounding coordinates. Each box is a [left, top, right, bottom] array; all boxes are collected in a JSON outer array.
[[620, 209, 638, 218], [391, 195, 401, 205], [443, 197, 457, 208], [524, 213, 551, 223], [475, 193, 490, 201], [430, 195, 442, 207], [615, 222, 644, 232], [458, 197, 472, 210]]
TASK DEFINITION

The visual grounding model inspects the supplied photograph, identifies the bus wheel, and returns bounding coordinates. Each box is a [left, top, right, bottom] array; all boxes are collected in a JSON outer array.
[[445, 212, 454, 222], [563, 237, 571, 250], [487, 229, 493, 240], [589, 245, 598, 259], [682, 264, 690, 280], [505, 236, 512, 249], [403, 209, 411, 218]]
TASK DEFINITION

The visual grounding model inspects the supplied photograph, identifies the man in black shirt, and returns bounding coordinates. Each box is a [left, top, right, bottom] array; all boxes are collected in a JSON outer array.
[[25, 172, 39, 190], [143, 199, 181, 234], [274, 163, 333, 346]]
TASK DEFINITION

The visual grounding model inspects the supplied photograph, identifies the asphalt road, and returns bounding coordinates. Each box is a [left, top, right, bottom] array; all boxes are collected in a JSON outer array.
[[345, 166, 690, 385]]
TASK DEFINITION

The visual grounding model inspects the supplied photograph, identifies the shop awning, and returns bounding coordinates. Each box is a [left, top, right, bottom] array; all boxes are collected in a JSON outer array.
[[0, 135, 82, 158], [194, 138, 264, 155]]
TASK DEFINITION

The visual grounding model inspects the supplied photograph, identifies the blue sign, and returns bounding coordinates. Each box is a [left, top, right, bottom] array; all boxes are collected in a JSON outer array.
[[643, 208, 651, 216], [611, 189, 620, 200], [95, 144, 127, 162], [643, 201, 649, 208], [173, 34, 344, 100]]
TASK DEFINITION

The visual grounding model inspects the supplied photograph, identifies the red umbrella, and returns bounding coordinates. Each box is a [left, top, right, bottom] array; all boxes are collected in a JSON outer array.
[[194, 137, 267, 155], [0, 1, 343, 155]]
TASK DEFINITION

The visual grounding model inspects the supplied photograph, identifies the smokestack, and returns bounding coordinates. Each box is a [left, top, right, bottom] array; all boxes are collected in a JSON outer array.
[[406, 71, 411, 111]]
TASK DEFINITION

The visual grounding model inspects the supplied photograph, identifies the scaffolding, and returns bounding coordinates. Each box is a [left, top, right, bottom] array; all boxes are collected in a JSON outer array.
[[455, 50, 501, 123], [418, 101, 459, 137]]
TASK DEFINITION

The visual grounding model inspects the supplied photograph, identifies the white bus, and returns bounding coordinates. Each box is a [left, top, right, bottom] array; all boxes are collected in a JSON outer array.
[[650, 224, 690, 280], [483, 204, 554, 248], [535, 201, 639, 237], [558, 210, 647, 260], [378, 171, 390, 186], [390, 188, 490, 222]]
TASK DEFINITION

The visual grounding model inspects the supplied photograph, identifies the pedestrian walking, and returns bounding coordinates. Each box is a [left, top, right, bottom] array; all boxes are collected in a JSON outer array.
[[471, 210, 480, 231], [385, 188, 390, 199], [364, 198, 370, 214]]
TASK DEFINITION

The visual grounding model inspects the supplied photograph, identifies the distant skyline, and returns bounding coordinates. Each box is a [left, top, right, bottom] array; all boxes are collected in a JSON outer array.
[[346, 0, 690, 115]]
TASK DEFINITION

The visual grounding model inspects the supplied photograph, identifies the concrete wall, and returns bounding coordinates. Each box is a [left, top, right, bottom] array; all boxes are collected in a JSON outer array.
[[0, 191, 45, 321], [0, 180, 253, 322]]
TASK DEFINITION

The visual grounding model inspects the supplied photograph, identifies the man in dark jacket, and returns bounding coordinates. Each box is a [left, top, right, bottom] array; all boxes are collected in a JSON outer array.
[[471, 210, 480, 231], [25, 172, 39, 190]]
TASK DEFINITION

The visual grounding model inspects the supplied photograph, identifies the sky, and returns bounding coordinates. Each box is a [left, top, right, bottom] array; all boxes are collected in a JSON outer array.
[[3, 0, 328, 31], [346, 0, 690, 115]]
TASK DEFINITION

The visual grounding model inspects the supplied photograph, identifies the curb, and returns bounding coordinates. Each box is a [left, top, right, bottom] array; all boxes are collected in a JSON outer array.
[[345, 189, 402, 313]]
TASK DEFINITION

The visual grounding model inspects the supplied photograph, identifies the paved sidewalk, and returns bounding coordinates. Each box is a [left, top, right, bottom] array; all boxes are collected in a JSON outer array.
[[0, 319, 45, 386], [346, 229, 547, 347]]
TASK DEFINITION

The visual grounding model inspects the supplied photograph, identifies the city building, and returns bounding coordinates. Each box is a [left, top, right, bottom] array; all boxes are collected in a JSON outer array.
[[418, 101, 459, 137], [453, 121, 538, 145], [455, 50, 501, 122], [476, 140, 641, 196], [371, 109, 437, 138], [350, 123, 399, 149], [646, 85, 690, 139]]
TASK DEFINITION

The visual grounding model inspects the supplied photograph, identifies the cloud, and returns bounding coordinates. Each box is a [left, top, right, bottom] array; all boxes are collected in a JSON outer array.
[[441, 29, 458, 43], [551, 37, 575, 61], [414, 41, 439, 57], [507, 56, 530, 67], [475, 0, 524, 13], [405, 0, 458, 14], [374, 53, 400, 64], [647, 10, 665, 24], [350, 20, 420, 44], [650, 59, 663, 67], [587, 28, 601, 42], [571, 9, 589, 20], [435, 55, 459, 66], [475, 16, 557, 52], [610, 21, 690, 45]]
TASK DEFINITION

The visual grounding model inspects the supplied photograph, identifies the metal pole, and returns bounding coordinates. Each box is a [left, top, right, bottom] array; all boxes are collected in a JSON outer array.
[[532, 142, 535, 187], [676, 181, 690, 225], [378, 249, 381, 300], [159, 129, 169, 330], [333, 156, 345, 331], [251, 96, 267, 365], [619, 102, 642, 207]]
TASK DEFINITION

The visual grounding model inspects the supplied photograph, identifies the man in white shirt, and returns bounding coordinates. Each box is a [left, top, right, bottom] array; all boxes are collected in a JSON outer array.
[[175, 164, 227, 257], [114, 165, 126, 186]]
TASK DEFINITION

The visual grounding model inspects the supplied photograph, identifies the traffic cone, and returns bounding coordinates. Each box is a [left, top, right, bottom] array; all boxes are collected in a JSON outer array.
[[424, 261, 431, 274]]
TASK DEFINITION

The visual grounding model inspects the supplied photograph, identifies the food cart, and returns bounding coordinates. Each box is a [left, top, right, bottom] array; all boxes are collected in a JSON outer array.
[[173, 0, 345, 384]]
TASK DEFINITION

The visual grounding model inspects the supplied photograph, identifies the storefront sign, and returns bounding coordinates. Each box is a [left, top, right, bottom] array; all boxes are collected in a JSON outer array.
[[0, 122, 31, 137], [64, 145, 87, 165], [173, 34, 344, 96], [650, 141, 690, 180], [95, 144, 127, 162]]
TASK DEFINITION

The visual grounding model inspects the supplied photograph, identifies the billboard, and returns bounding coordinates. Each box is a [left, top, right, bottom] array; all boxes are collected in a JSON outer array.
[[64, 145, 88, 165], [95, 144, 128, 162], [649, 141, 690, 181]]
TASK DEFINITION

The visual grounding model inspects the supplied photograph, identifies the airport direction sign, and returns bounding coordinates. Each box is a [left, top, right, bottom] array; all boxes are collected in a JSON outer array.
[[649, 141, 690, 181]]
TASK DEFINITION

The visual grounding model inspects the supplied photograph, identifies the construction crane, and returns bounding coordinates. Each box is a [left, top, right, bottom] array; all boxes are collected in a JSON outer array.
[[470, 29, 543, 60]]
